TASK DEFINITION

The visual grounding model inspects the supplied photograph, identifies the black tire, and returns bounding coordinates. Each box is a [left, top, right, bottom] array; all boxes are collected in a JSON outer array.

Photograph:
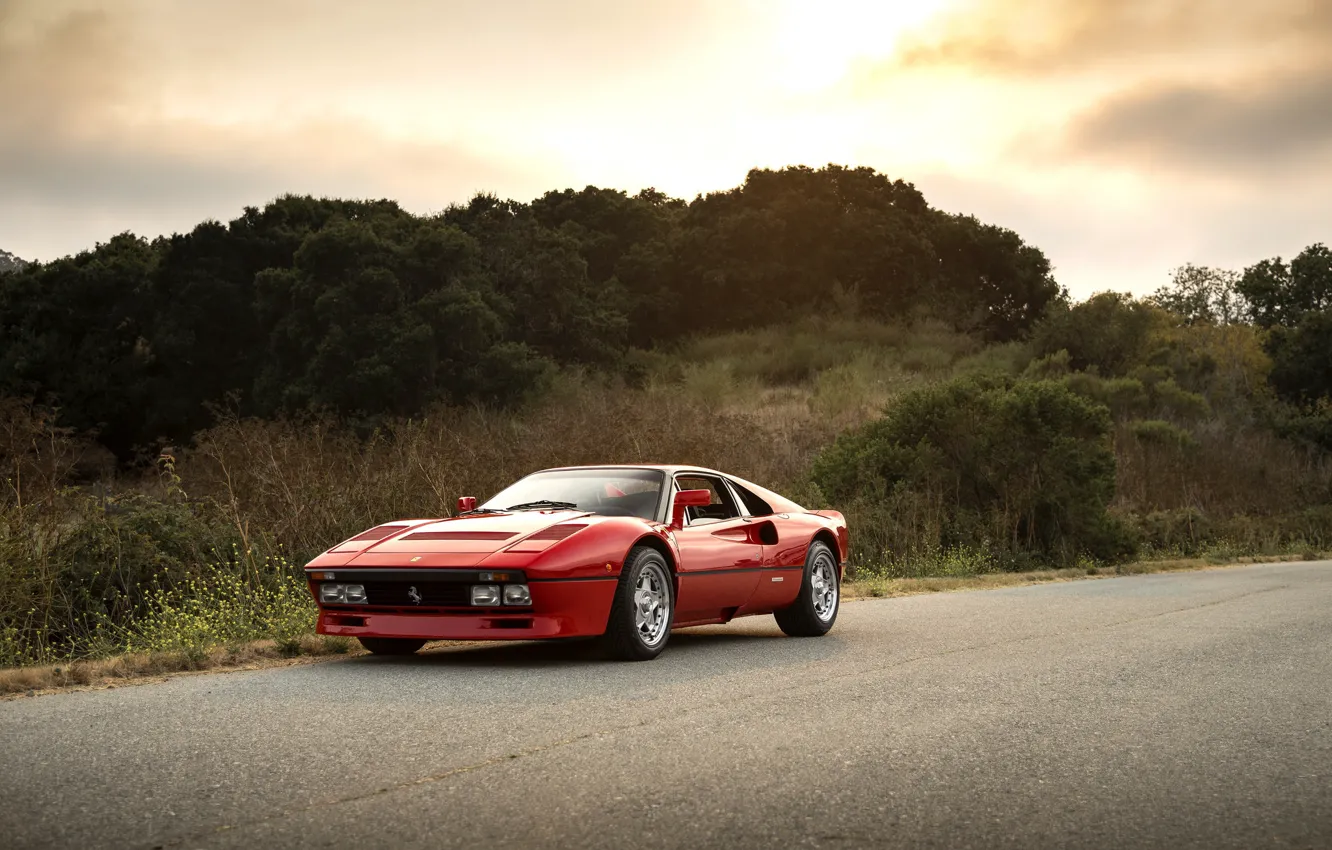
[[357, 637, 428, 656], [774, 540, 840, 637], [601, 546, 675, 661]]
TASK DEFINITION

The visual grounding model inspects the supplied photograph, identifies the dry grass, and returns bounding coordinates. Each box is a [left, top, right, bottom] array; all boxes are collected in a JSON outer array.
[[0, 636, 493, 700], [842, 551, 1326, 600], [0, 635, 355, 699]]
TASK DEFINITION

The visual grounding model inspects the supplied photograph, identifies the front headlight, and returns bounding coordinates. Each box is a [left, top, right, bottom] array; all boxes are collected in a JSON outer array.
[[320, 583, 366, 604], [503, 584, 531, 606], [319, 583, 346, 603], [470, 584, 501, 606]]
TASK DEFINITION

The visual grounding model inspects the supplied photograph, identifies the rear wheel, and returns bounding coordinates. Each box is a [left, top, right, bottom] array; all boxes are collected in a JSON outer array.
[[601, 546, 674, 661], [357, 637, 428, 656], [774, 540, 839, 637]]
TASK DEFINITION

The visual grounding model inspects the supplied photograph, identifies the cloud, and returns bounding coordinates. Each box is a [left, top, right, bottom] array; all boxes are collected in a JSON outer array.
[[0, 0, 786, 261], [1058, 63, 1332, 175], [856, 0, 1332, 183], [894, 0, 1331, 75], [0, 0, 1326, 298], [0, 1, 575, 260]]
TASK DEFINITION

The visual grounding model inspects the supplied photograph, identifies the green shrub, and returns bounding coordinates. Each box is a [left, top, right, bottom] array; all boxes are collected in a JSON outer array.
[[1151, 378, 1212, 420], [0, 493, 244, 664], [1271, 398, 1332, 453], [1022, 349, 1072, 379], [1031, 293, 1167, 376], [1060, 372, 1209, 422], [111, 562, 314, 657], [1128, 420, 1197, 450], [814, 375, 1132, 565], [855, 543, 997, 579], [1125, 508, 1212, 556]]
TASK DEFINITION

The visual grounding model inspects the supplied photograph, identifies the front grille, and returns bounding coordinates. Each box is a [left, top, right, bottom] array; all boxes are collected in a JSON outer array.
[[361, 581, 471, 607]]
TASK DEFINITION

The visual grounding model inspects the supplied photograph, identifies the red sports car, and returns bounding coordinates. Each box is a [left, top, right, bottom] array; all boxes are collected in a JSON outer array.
[[304, 465, 848, 660]]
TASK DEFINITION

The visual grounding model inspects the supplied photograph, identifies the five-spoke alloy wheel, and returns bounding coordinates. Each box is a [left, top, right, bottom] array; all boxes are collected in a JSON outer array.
[[774, 540, 840, 637], [603, 546, 675, 660]]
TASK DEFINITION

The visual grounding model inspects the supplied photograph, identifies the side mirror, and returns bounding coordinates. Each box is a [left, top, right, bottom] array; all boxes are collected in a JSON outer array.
[[457, 496, 478, 513], [671, 489, 712, 529]]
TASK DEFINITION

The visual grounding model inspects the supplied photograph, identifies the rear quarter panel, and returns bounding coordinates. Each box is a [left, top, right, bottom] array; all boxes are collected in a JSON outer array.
[[736, 512, 845, 616]]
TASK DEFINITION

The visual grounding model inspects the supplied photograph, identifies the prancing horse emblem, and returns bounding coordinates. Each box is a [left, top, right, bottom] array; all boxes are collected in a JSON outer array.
[[407, 586, 422, 605]]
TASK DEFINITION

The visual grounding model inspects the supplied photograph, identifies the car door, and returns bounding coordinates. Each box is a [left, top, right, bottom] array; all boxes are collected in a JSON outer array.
[[726, 477, 805, 615], [671, 473, 764, 622]]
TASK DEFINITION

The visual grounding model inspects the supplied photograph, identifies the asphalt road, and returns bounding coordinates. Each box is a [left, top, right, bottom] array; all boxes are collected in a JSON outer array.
[[2, 561, 1330, 850]]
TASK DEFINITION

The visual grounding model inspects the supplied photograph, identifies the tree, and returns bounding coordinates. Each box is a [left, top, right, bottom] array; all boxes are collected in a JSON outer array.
[[444, 195, 629, 364], [928, 213, 1064, 339], [1267, 310, 1332, 405], [0, 168, 1069, 459], [1151, 264, 1245, 325], [251, 211, 549, 417], [1237, 243, 1332, 327], [0, 234, 157, 456]]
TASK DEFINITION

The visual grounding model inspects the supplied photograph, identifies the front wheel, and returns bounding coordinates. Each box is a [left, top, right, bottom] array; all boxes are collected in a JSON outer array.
[[358, 637, 428, 656], [601, 546, 674, 661], [774, 540, 839, 637]]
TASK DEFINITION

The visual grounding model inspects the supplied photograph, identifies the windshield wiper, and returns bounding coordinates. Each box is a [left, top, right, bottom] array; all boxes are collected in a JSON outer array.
[[506, 499, 580, 511], [459, 507, 507, 516]]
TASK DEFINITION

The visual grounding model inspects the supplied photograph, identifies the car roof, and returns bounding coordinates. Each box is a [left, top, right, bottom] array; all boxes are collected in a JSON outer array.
[[524, 465, 807, 513], [533, 464, 727, 476]]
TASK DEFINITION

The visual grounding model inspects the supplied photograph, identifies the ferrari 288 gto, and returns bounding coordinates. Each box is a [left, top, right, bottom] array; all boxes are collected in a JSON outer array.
[[304, 465, 848, 660]]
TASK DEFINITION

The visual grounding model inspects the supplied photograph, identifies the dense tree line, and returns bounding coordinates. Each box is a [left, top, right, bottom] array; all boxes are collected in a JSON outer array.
[[0, 166, 1062, 458], [1147, 243, 1332, 447]]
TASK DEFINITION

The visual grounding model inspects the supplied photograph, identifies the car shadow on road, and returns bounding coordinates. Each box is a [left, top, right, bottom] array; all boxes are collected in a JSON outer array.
[[294, 626, 850, 704], [340, 626, 843, 673]]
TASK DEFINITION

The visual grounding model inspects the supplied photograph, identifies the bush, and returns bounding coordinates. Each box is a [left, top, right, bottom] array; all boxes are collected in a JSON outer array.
[[1059, 370, 1209, 423], [1266, 309, 1332, 405], [1031, 293, 1167, 376], [813, 375, 1132, 565], [110, 562, 315, 658], [1128, 419, 1196, 450], [1270, 398, 1332, 452], [0, 493, 243, 664], [1125, 508, 1213, 556]]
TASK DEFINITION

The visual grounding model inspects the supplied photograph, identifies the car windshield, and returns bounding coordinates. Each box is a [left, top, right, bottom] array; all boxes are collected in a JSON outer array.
[[481, 469, 665, 519]]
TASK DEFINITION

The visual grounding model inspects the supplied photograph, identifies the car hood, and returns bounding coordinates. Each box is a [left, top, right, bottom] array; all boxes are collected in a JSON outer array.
[[332, 510, 599, 566]]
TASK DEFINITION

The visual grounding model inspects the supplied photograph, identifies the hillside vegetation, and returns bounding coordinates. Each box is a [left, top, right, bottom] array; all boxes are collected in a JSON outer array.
[[1, 165, 1330, 668]]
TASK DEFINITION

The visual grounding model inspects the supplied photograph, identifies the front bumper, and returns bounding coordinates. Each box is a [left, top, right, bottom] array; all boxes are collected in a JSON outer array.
[[312, 576, 619, 641]]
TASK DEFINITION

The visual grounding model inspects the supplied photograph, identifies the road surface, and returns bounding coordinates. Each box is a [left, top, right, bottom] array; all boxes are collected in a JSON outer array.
[[2, 561, 1330, 849]]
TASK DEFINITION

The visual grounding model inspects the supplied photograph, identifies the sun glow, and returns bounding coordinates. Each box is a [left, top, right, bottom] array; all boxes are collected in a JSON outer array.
[[770, 0, 953, 92]]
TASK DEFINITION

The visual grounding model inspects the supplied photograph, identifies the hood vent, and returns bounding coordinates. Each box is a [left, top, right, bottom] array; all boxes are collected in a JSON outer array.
[[525, 524, 588, 541], [402, 531, 517, 542], [349, 524, 407, 542]]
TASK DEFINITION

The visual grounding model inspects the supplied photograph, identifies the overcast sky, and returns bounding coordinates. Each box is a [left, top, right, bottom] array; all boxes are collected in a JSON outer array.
[[1, 0, 1328, 297]]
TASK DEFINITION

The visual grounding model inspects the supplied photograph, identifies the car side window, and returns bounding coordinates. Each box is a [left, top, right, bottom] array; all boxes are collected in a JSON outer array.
[[675, 475, 740, 526], [727, 480, 773, 517]]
